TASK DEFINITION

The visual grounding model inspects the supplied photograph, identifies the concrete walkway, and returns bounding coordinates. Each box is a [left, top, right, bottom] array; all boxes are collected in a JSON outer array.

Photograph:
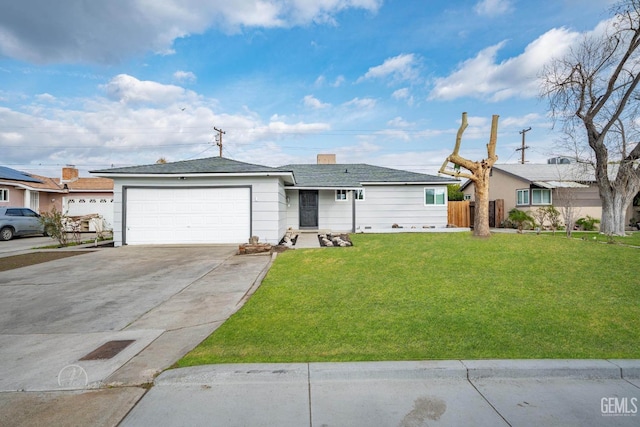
[[293, 232, 321, 248], [122, 359, 640, 426]]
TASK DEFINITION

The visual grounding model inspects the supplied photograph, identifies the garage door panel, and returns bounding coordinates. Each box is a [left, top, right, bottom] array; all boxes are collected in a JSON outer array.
[[125, 187, 250, 245]]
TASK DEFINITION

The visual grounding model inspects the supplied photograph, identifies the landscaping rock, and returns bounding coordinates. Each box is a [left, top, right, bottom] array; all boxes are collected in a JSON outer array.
[[317, 233, 352, 247]]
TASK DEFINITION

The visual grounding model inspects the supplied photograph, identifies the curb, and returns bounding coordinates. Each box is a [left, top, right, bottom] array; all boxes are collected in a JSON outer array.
[[153, 360, 640, 385]]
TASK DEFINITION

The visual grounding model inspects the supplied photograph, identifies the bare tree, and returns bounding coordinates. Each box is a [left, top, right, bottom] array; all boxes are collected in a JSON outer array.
[[439, 112, 499, 237], [540, 0, 640, 236]]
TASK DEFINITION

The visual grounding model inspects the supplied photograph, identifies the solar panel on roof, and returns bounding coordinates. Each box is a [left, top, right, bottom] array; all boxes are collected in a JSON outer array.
[[0, 166, 42, 183]]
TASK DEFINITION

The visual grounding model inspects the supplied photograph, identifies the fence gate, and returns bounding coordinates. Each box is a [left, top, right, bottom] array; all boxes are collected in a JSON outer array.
[[451, 199, 504, 229]]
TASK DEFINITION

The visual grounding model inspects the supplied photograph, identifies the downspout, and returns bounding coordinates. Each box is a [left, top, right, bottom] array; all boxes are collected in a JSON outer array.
[[351, 189, 356, 233]]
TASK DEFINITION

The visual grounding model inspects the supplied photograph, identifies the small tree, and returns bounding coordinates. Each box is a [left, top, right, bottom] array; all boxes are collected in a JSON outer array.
[[532, 205, 562, 234], [508, 208, 534, 233], [447, 184, 465, 201], [39, 207, 69, 246], [545, 206, 562, 234]]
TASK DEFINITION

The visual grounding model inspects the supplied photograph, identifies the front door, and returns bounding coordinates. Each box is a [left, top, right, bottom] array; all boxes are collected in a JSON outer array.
[[299, 190, 318, 228]]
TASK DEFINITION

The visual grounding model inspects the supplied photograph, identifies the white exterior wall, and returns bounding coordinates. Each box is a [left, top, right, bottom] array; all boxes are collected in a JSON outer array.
[[318, 190, 352, 231], [285, 189, 299, 229], [111, 175, 285, 246], [284, 185, 449, 231], [356, 185, 448, 230]]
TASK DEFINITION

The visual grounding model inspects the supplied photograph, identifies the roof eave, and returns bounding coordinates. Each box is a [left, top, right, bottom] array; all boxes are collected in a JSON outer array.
[[92, 171, 294, 180], [359, 180, 458, 185]]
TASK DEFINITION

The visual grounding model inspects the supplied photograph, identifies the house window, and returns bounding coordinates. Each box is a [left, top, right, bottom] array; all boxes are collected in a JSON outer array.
[[335, 189, 348, 201], [532, 188, 552, 205], [0, 189, 8, 202], [516, 189, 530, 206], [464, 194, 471, 201], [354, 189, 365, 201], [425, 188, 446, 205]]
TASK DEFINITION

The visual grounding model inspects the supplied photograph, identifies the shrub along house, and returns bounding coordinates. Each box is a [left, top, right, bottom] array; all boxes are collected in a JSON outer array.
[[92, 154, 457, 246]]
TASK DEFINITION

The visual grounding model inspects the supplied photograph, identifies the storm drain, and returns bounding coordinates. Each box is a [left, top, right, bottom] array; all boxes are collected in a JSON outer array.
[[79, 340, 135, 360]]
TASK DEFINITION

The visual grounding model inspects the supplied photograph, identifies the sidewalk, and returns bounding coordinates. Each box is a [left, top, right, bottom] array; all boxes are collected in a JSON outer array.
[[122, 359, 640, 426]]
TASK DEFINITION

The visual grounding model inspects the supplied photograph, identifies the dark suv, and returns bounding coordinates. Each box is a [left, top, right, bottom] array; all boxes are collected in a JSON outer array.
[[0, 208, 46, 240]]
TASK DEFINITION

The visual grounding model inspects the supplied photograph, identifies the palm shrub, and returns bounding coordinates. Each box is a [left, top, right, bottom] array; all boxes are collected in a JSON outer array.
[[508, 208, 535, 233], [576, 215, 600, 231]]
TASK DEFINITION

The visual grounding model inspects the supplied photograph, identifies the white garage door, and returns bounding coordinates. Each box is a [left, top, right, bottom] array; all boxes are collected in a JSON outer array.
[[63, 197, 114, 230], [125, 187, 250, 245]]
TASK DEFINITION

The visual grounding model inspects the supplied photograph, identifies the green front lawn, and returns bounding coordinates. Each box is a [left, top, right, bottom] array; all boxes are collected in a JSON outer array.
[[548, 231, 640, 246], [179, 232, 640, 365]]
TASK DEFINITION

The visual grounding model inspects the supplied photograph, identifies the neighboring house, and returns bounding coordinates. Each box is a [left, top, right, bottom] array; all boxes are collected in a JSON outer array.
[[0, 166, 114, 229], [91, 155, 457, 246], [460, 162, 639, 226]]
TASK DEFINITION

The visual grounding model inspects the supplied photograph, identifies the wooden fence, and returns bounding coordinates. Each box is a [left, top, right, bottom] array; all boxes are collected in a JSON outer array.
[[447, 199, 504, 228], [448, 201, 470, 227]]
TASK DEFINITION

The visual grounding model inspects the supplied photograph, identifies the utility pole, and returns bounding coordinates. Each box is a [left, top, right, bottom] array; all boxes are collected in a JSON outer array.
[[214, 126, 226, 157], [515, 127, 531, 164]]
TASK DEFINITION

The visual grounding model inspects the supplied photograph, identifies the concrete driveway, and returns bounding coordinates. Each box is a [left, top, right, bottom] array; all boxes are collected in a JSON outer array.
[[0, 245, 272, 426], [0, 235, 56, 254]]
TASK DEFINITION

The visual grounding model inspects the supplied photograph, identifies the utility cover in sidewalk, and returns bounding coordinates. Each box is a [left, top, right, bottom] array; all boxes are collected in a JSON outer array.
[[80, 340, 135, 360]]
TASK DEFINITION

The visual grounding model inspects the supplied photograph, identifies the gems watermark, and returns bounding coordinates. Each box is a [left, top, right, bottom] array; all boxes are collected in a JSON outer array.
[[601, 397, 638, 417], [57, 365, 88, 388]]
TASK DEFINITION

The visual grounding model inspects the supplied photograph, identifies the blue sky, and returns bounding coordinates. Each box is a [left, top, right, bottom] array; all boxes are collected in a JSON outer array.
[[0, 0, 616, 177]]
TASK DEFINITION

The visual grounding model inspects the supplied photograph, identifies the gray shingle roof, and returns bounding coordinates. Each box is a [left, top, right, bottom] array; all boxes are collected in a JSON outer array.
[[0, 166, 42, 183], [278, 164, 456, 187], [494, 164, 596, 182], [92, 157, 456, 187], [91, 157, 287, 175]]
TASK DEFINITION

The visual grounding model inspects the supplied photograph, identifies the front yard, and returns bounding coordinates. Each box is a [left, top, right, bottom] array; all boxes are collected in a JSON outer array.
[[179, 232, 640, 366]]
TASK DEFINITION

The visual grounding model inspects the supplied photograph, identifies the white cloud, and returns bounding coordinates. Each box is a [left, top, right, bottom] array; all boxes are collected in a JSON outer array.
[[391, 87, 414, 106], [0, 0, 382, 64], [35, 93, 56, 103], [429, 27, 579, 101], [358, 53, 419, 83], [331, 75, 345, 87], [343, 97, 377, 109], [392, 88, 409, 99], [315, 74, 346, 87], [102, 74, 194, 105], [303, 94, 330, 109], [387, 116, 413, 128], [173, 70, 197, 83], [0, 75, 333, 175], [474, 0, 512, 17]]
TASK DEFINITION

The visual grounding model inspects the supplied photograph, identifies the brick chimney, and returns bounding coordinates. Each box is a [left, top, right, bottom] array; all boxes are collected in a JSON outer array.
[[61, 165, 79, 183], [317, 154, 336, 164]]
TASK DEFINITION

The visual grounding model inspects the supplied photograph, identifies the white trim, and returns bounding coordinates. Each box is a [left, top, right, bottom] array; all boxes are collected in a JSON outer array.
[[516, 188, 530, 206], [335, 189, 348, 201], [94, 171, 294, 181], [531, 188, 552, 205], [354, 188, 365, 201], [361, 181, 458, 186], [424, 187, 446, 206], [287, 186, 361, 190], [0, 188, 8, 202]]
